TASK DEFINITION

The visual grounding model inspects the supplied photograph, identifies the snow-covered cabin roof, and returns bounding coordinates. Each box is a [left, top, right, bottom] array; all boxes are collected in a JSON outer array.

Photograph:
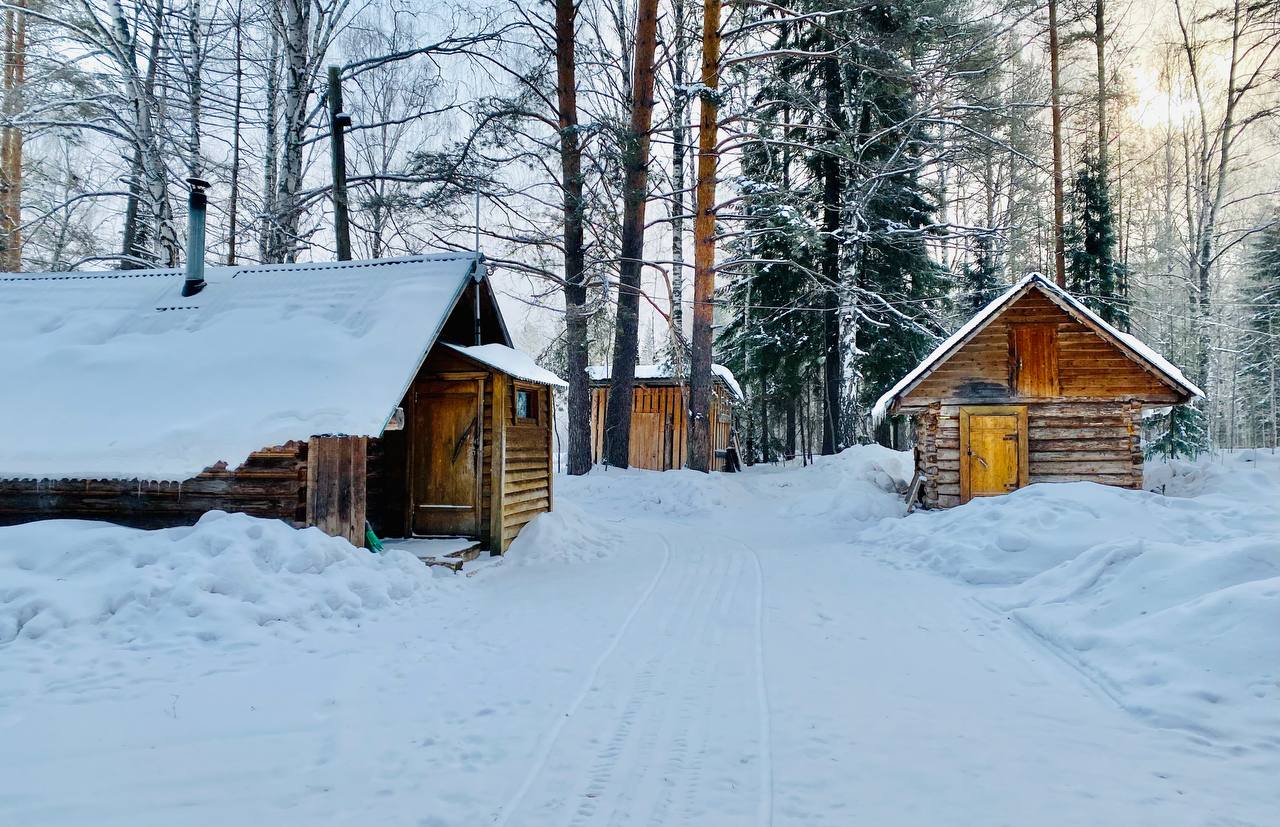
[[0, 253, 512, 481], [872, 273, 1204, 423], [586, 363, 744, 400], [445, 343, 567, 387]]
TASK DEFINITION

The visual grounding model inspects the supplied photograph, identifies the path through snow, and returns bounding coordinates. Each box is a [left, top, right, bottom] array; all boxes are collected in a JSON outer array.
[[0, 450, 1275, 826]]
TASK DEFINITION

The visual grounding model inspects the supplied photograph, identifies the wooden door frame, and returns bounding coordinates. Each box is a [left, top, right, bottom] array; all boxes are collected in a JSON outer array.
[[406, 372, 486, 538], [959, 404, 1029, 504]]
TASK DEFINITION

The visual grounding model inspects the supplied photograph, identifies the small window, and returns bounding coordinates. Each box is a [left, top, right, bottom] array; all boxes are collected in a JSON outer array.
[[515, 387, 539, 424]]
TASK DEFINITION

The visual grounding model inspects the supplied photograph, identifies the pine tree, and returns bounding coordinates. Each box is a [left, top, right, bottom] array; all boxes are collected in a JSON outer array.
[[719, 122, 823, 464], [1066, 153, 1128, 328], [1145, 401, 1209, 460], [1241, 218, 1280, 448], [961, 235, 1000, 313]]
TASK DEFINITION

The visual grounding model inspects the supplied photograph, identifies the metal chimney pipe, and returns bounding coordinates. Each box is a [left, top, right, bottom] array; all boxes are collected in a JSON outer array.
[[182, 176, 211, 297]]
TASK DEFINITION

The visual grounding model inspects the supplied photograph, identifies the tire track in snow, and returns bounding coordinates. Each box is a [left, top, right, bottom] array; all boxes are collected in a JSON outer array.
[[571, 548, 714, 827], [654, 548, 736, 827], [744, 538, 775, 827], [490, 532, 673, 827]]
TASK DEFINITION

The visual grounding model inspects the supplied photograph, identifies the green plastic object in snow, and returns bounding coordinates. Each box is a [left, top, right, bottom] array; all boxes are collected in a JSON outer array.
[[365, 521, 384, 553]]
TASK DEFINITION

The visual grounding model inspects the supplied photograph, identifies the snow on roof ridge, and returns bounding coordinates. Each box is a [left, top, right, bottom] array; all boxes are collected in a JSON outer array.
[[871, 273, 1202, 425], [0, 252, 478, 283], [585, 362, 743, 400]]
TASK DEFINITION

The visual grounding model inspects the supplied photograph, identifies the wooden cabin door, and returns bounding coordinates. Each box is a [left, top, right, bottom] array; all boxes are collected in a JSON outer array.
[[411, 378, 483, 536], [959, 405, 1028, 503]]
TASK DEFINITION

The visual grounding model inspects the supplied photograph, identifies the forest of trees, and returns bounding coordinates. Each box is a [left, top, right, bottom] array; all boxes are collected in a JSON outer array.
[[1, 0, 1278, 469]]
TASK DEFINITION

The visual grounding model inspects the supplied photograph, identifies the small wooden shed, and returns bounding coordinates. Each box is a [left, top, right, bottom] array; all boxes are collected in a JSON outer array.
[[874, 274, 1203, 508], [0, 253, 564, 553], [587, 364, 742, 471]]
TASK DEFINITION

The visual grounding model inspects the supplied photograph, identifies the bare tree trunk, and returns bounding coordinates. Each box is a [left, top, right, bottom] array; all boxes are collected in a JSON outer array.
[[669, 0, 688, 343], [187, 0, 203, 176], [272, 0, 310, 263], [686, 0, 720, 472], [259, 28, 280, 262], [555, 0, 592, 476], [1048, 0, 1067, 287], [138, 0, 178, 266], [603, 0, 661, 468], [121, 148, 144, 268], [1094, 0, 1107, 171], [0, 0, 25, 271], [785, 397, 796, 460], [820, 55, 843, 455], [759, 368, 770, 463], [227, 7, 243, 264]]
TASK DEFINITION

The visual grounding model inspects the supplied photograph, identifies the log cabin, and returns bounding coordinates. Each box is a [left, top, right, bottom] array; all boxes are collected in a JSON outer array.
[[587, 364, 742, 471], [0, 253, 565, 553], [873, 274, 1204, 508]]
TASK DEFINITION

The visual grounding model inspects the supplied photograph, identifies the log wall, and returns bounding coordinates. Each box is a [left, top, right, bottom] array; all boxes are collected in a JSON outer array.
[[0, 442, 307, 529], [917, 401, 1143, 508]]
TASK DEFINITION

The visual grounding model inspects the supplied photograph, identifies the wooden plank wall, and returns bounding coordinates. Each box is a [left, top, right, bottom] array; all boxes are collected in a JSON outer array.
[[904, 289, 1181, 405], [589, 383, 739, 471], [0, 443, 307, 529], [305, 436, 367, 547], [500, 380, 554, 551]]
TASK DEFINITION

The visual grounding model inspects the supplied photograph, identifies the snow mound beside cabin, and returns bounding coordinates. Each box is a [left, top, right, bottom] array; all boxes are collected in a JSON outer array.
[[0, 511, 439, 647], [746, 444, 912, 524], [868, 450, 1280, 750], [504, 499, 618, 566]]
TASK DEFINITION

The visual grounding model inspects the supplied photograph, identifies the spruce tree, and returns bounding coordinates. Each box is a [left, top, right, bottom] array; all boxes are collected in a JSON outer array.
[[1066, 153, 1129, 328], [961, 235, 1000, 313], [1242, 218, 1280, 447]]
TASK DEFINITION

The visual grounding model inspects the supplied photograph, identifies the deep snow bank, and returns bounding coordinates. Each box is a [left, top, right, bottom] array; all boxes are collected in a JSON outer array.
[[867, 450, 1280, 749], [0, 511, 438, 647], [551, 444, 910, 528]]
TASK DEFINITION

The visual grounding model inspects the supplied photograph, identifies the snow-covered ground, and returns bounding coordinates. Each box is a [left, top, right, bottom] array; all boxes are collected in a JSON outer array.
[[1, 449, 1276, 826]]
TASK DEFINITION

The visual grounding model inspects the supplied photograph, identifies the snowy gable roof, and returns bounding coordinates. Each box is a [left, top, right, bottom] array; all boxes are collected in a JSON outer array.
[[0, 253, 500, 481], [586, 363, 744, 400], [445, 343, 567, 387], [872, 273, 1204, 422]]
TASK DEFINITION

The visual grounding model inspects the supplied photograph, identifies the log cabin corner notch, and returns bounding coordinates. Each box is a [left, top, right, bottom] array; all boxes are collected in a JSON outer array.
[[873, 274, 1204, 508], [0, 253, 565, 554]]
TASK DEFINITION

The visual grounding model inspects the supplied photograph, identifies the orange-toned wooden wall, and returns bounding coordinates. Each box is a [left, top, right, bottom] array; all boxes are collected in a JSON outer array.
[[589, 384, 733, 471]]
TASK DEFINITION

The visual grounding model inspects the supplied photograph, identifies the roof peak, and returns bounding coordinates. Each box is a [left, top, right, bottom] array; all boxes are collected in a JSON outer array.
[[871, 273, 1203, 423]]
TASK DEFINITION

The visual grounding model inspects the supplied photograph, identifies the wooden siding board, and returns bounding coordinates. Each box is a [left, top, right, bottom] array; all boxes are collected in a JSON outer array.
[[499, 378, 554, 553], [306, 436, 367, 546], [901, 288, 1183, 407]]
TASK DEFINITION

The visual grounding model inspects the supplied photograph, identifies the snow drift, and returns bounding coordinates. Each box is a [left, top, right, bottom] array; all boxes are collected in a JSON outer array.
[[0, 511, 438, 647], [869, 450, 1280, 750]]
